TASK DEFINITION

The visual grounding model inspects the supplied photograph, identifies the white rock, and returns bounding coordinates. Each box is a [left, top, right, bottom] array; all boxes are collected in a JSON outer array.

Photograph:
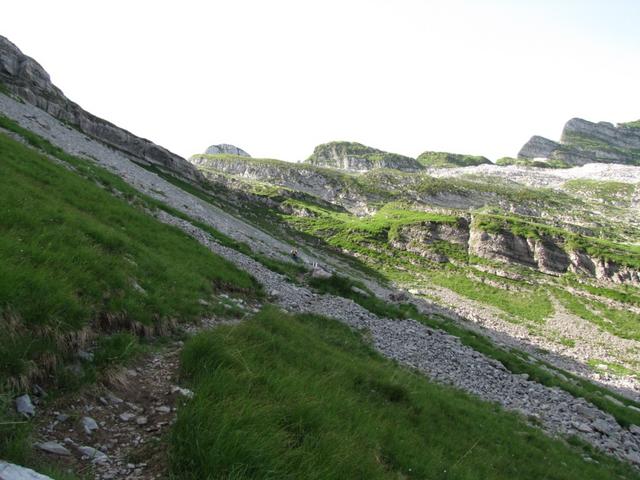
[[77, 446, 109, 464], [0, 461, 54, 480], [81, 416, 98, 434], [35, 441, 71, 456], [119, 412, 136, 422], [15, 395, 35, 418], [171, 386, 194, 399]]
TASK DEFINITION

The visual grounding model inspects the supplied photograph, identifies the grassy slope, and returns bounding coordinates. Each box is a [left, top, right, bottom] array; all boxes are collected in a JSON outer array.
[[0, 126, 267, 477], [170, 307, 640, 480]]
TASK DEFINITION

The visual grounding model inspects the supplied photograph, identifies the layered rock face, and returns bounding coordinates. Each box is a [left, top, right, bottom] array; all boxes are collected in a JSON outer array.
[[205, 144, 250, 157], [518, 117, 640, 166], [189, 154, 374, 211], [383, 217, 640, 286], [305, 141, 423, 172], [0, 36, 201, 181], [467, 228, 639, 286]]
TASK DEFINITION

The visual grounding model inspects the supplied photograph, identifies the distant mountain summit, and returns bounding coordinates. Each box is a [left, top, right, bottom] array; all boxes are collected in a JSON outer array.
[[305, 141, 422, 172], [205, 144, 251, 157], [518, 117, 640, 167]]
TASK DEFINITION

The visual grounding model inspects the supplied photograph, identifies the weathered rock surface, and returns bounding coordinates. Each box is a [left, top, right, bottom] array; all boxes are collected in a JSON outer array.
[[15, 395, 35, 418], [305, 141, 422, 172], [0, 35, 202, 182], [518, 135, 561, 160], [518, 117, 640, 166], [417, 151, 491, 168], [204, 144, 250, 157], [0, 462, 54, 480]]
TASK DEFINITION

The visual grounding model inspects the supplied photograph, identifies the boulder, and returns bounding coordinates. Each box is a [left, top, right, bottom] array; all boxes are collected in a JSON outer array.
[[0, 462, 54, 480], [205, 144, 251, 157]]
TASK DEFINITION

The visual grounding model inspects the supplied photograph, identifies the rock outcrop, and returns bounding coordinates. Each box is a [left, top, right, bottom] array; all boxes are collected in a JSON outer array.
[[518, 117, 640, 167], [189, 154, 376, 212], [305, 141, 422, 172], [468, 224, 640, 286], [417, 151, 491, 168], [0, 35, 202, 182], [205, 144, 250, 157]]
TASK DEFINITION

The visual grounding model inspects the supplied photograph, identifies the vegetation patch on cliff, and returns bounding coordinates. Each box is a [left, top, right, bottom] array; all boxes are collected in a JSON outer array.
[[417, 151, 491, 168]]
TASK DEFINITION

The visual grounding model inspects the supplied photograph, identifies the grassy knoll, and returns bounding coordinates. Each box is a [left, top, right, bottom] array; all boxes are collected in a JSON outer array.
[[170, 307, 640, 479]]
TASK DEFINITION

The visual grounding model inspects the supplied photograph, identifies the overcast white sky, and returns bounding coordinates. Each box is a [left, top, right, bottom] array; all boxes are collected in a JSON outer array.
[[2, 0, 639, 161]]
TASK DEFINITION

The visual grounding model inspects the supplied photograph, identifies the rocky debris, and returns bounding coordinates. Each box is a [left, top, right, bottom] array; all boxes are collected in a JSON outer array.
[[35, 441, 71, 456], [15, 395, 35, 418], [518, 117, 640, 166], [204, 144, 251, 157], [0, 461, 54, 480], [119, 412, 136, 422], [305, 141, 422, 172], [0, 36, 202, 183]]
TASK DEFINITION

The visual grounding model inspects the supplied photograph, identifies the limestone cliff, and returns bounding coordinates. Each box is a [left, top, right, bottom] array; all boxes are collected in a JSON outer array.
[[518, 117, 640, 167], [0, 36, 202, 182], [305, 141, 422, 172]]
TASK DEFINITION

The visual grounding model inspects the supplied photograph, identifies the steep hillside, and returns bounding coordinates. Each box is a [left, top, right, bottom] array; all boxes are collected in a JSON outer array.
[[518, 117, 640, 166], [305, 141, 423, 172], [0, 35, 201, 181]]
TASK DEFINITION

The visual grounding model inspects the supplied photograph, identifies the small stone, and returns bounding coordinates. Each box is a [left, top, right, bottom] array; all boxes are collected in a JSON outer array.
[[36, 441, 71, 456], [119, 412, 136, 422], [33, 385, 47, 398], [56, 413, 69, 422], [171, 386, 194, 399], [571, 421, 592, 433], [77, 350, 94, 362], [106, 392, 123, 404], [592, 419, 614, 435], [77, 446, 109, 464], [136, 416, 148, 425], [15, 394, 35, 418], [626, 451, 640, 465], [81, 416, 99, 434], [156, 406, 171, 414]]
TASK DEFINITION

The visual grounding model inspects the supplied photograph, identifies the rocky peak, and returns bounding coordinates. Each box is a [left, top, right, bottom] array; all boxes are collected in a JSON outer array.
[[0, 35, 202, 182], [205, 144, 251, 157], [305, 141, 422, 172], [518, 116, 640, 167]]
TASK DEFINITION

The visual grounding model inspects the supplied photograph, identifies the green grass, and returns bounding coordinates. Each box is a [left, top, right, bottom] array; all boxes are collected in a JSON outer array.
[[431, 272, 553, 324], [0, 129, 260, 392], [563, 179, 635, 205], [554, 288, 640, 341], [169, 307, 640, 479]]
